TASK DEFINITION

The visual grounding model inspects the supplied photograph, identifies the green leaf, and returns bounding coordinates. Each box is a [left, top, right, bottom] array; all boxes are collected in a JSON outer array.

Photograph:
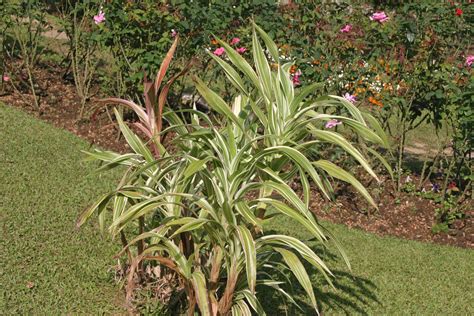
[[290, 82, 325, 112], [76, 193, 112, 228], [260, 146, 330, 200], [236, 225, 257, 293], [252, 26, 273, 102], [183, 157, 211, 179], [253, 22, 279, 63], [114, 108, 154, 163], [258, 198, 325, 242], [239, 290, 266, 316], [259, 235, 334, 287], [366, 147, 394, 180], [194, 77, 244, 132], [191, 271, 211, 316], [313, 160, 377, 209], [208, 52, 247, 95], [275, 247, 318, 313], [309, 128, 379, 182], [362, 112, 390, 148], [215, 37, 260, 91], [169, 218, 209, 238]]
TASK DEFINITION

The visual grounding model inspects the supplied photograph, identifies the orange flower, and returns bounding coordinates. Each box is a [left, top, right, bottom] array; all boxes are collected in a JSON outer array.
[[368, 96, 383, 107], [289, 65, 297, 74], [355, 87, 366, 94], [211, 39, 218, 45], [383, 83, 393, 91]]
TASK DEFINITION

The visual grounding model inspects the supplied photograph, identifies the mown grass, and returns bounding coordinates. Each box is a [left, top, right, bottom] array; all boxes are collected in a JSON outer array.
[[0, 104, 124, 314], [264, 216, 474, 315], [0, 103, 472, 315]]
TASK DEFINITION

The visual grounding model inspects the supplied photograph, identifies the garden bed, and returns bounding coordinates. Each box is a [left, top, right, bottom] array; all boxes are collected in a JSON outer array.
[[2, 103, 473, 315], [1, 63, 472, 249]]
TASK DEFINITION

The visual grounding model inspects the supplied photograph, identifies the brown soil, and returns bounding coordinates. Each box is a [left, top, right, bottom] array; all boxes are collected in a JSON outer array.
[[307, 176, 473, 248], [1, 64, 472, 249], [1, 64, 130, 153]]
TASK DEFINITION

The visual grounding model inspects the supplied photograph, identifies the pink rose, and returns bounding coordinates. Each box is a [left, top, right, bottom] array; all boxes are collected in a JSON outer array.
[[325, 119, 342, 129], [370, 12, 389, 23], [340, 24, 352, 33], [236, 47, 247, 54], [171, 29, 177, 38], [213, 47, 225, 56], [230, 37, 240, 45], [93, 10, 105, 25], [465, 55, 474, 67], [3, 74, 10, 81]]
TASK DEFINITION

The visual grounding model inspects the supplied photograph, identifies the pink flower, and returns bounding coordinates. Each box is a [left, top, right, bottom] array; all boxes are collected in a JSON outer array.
[[236, 47, 247, 54], [340, 24, 352, 33], [171, 29, 177, 37], [465, 55, 474, 67], [213, 47, 225, 56], [230, 37, 240, 45], [3, 74, 10, 81], [343, 93, 357, 103], [370, 12, 389, 23], [93, 10, 105, 25], [325, 119, 342, 129], [292, 70, 302, 86]]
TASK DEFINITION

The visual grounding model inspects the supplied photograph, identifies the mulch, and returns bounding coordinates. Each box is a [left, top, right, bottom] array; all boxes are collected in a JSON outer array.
[[1, 63, 472, 249], [308, 177, 473, 248]]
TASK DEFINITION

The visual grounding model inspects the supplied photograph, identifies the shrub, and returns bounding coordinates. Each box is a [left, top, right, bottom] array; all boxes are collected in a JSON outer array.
[[6, 0, 49, 109], [78, 24, 389, 314], [58, 0, 104, 118]]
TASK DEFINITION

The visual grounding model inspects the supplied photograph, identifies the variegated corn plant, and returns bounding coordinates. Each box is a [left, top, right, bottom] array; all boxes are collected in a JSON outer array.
[[77, 24, 390, 315], [197, 23, 392, 214]]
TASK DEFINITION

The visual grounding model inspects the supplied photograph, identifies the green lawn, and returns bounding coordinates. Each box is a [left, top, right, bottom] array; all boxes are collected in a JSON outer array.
[[0, 104, 124, 314], [1, 104, 472, 315]]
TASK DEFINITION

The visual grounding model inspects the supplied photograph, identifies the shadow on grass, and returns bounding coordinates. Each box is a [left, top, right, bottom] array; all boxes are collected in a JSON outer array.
[[258, 231, 380, 315]]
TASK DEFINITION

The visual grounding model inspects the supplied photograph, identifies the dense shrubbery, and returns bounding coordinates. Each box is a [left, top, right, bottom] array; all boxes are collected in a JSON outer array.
[[1, 0, 472, 312], [48, 0, 470, 192], [77, 26, 389, 314]]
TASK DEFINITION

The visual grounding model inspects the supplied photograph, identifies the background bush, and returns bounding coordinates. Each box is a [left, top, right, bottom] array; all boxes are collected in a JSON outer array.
[[4, 0, 471, 228]]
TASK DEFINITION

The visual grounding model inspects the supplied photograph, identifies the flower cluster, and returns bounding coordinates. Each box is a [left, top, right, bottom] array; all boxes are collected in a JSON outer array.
[[368, 96, 383, 107], [325, 119, 342, 129], [465, 55, 474, 67], [370, 12, 389, 23], [344, 93, 357, 103], [212, 37, 247, 56], [340, 24, 352, 33], [292, 70, 302, 86], [93, 10, 105, 25], [213, 47, 225, 56]]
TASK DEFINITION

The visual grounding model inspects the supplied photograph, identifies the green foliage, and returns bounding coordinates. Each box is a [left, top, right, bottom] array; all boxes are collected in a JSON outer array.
[[1, 102, 473, 315], [4, 0, 50, 109], [94, 0, 180, 99], [58, 0, 105, 118], [77, 25, 390, 314]]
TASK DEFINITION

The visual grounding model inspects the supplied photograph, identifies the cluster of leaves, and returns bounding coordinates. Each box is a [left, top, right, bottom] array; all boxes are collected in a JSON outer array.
[[76, 0, 471, 186], [78, 25, 390, 314]]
